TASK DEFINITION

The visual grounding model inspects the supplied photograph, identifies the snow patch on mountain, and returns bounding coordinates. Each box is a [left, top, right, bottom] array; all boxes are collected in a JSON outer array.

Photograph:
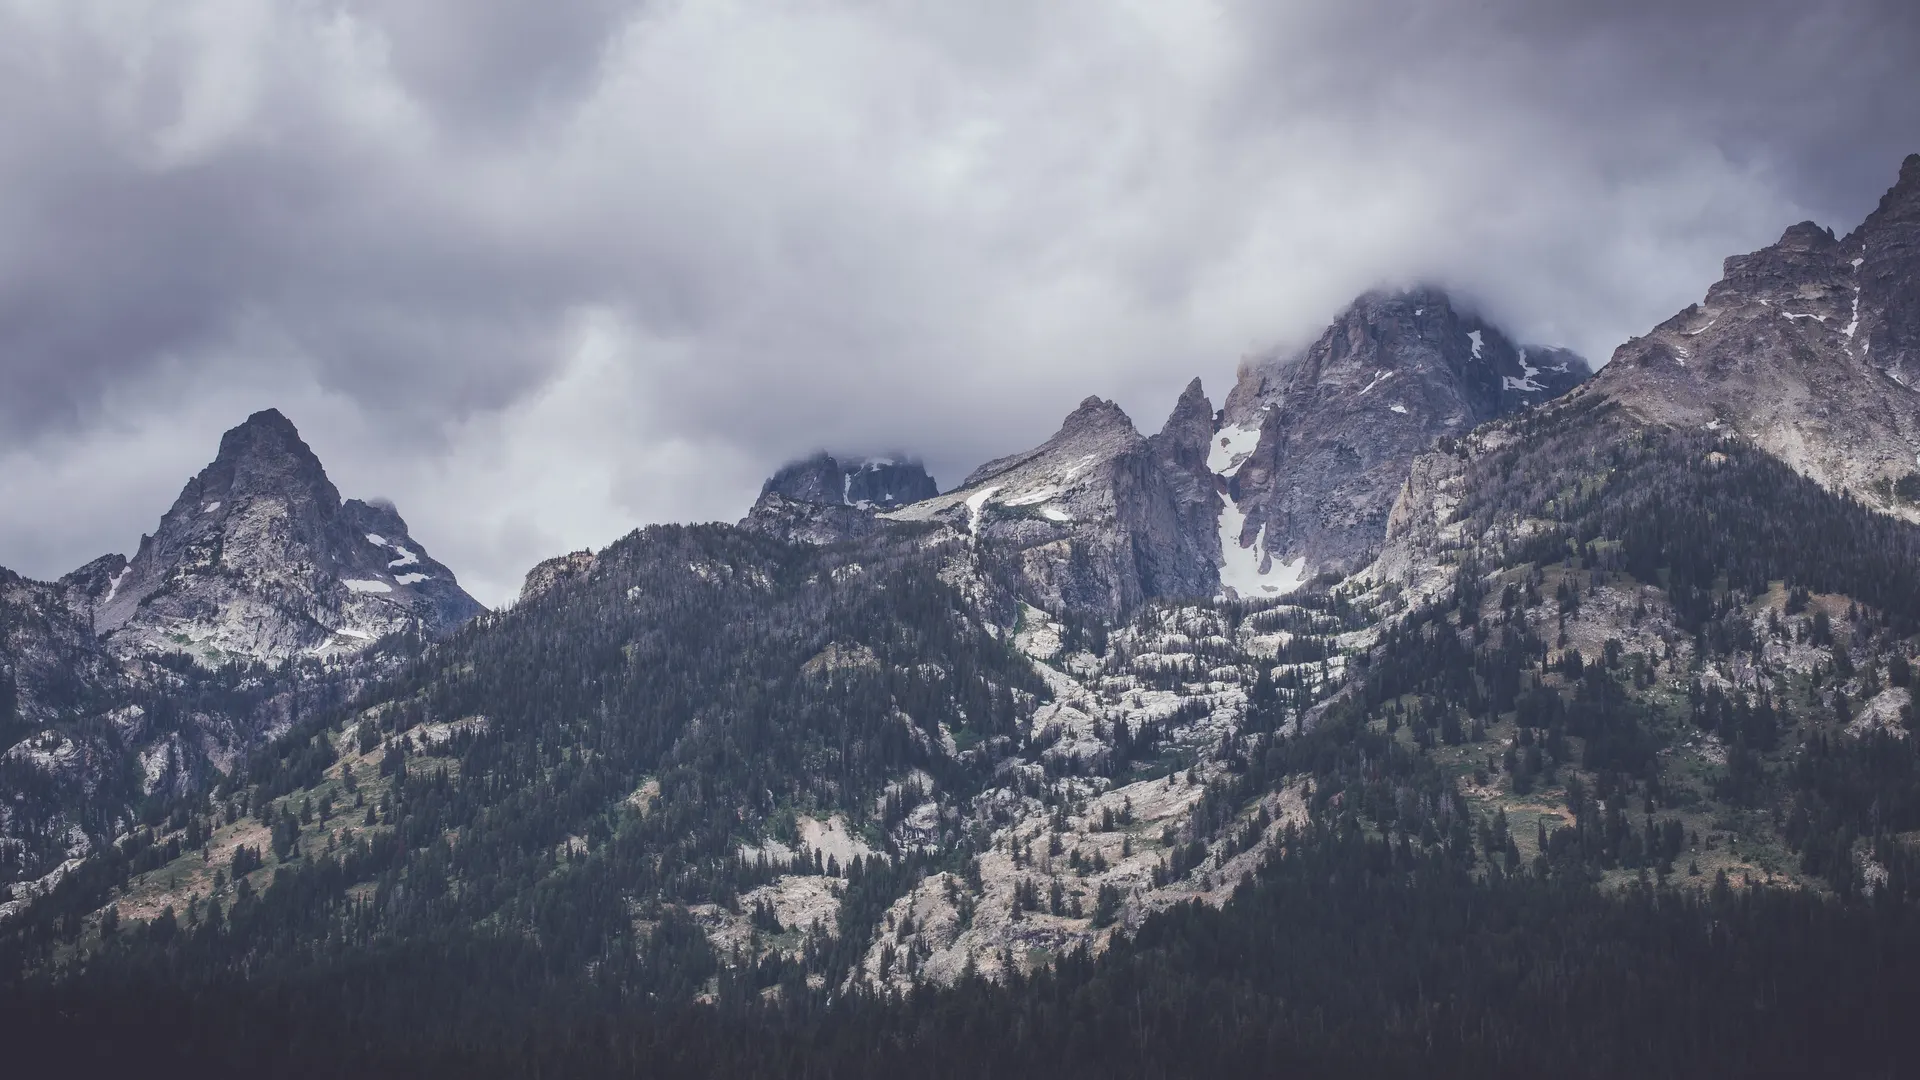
[[965, 487, 1000, 534], [1206, 424, 1261, 477], [1216, 492, 1306, 599]]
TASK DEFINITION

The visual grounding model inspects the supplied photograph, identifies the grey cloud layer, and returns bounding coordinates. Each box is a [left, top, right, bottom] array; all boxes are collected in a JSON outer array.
[[1, 0, 1915, 604]]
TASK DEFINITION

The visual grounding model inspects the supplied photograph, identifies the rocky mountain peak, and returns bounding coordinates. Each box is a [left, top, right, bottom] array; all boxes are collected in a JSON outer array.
[[1155, 378, 1216, 475], [1848, 152, 1920, 388], [1887, 152, 1920, 207], [759, 452, 938, 510], [1587, 151, 1920, 518], [196, 408, 338, 504], [1059, 395, 1135, 438], [1778, 220, 1839, 251], [65, 410, 481, 663], [741, 452, 939, 546], [1217, 286, 1587, 584], [958, 397, 1142, 491], [882, 393, 1215, 616]]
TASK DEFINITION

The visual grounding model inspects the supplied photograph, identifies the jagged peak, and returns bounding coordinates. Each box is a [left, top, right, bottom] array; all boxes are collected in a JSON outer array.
[[76, 407, 483, 659], [1159, 378, 1213, 434], [1775, 220, 1839, 251], [954, 397, 1141, 490], [1858, 151, 1920, 232], [1056, 396, 1137, 440], [216, 408, 309, 457], [197, 408, 334, 502]]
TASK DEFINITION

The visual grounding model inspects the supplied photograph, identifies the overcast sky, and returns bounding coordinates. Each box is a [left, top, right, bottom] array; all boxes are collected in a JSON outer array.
[[2, 0, 1916, 605]]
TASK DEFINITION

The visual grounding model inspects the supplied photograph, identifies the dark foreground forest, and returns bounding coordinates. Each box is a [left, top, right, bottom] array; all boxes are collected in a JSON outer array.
[[5, 724, 1913, 1080]]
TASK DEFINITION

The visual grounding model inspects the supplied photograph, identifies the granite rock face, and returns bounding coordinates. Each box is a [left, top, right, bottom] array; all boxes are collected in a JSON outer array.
[[62, 409, 482, 664], [1583, 155, 1920, 517], [1215, 288, 1588, 583]]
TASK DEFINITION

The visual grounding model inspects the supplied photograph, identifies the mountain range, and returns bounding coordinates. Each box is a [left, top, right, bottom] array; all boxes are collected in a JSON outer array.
[[4, 154, 1920, 1078]]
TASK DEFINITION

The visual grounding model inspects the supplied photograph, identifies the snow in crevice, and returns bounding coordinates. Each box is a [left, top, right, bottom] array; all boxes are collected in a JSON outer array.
[[1844, 256, 1864, 343], [1683, 319, 1717, 336], [365, 533, 387, 547], [343, 578, 392, 594], [386, 545, 420, 568], [1206, 424, 1261, 477], [1356, 370, 1394, 396], [394, 572, 430, 585], [1215, 492, 1306, 599], [1781, 311, 1827, 323], [101, 565, 133, 605], [1467, 330, 1484, 359], [1039, 505, 1072, 522], [1388, 404, 1408, 415], [964, 487, 1000, 535], [201, 502, 221, 514]]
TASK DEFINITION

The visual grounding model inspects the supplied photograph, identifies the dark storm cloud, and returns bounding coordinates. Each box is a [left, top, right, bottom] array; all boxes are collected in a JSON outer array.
[[1, 0, 1915, 604]]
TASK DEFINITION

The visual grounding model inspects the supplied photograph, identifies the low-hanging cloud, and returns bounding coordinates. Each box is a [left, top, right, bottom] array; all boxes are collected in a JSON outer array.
[[1, 0, 1915, 604]]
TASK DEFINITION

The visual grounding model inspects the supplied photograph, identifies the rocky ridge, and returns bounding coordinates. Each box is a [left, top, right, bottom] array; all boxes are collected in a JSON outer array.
[[743, 290, 1587, 618], [1583, 154, 1920, 517]]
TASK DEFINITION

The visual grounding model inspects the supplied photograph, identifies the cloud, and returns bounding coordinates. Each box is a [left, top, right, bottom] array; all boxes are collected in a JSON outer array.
[[0, 0, 1915, 604]]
